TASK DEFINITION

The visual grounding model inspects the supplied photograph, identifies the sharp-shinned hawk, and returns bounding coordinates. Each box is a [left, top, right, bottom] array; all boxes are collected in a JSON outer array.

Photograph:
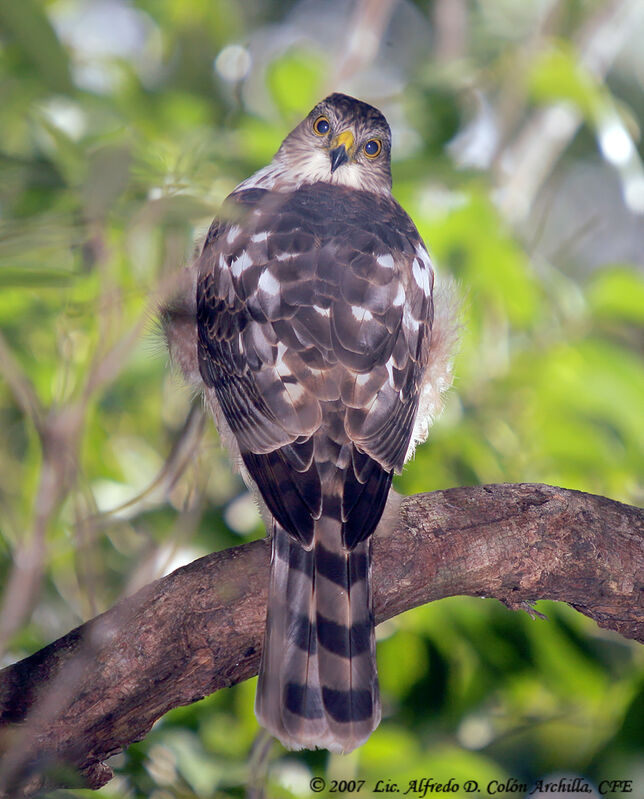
[[163, 93, 456, 753]]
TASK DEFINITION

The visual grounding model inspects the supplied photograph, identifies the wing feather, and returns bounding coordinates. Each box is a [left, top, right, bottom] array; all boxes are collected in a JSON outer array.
[[196, 183, 434, 545]]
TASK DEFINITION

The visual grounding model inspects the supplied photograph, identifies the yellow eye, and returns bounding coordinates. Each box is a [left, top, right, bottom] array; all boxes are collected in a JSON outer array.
[[364, 139, 382, 158], [313, 115, 330, 136]]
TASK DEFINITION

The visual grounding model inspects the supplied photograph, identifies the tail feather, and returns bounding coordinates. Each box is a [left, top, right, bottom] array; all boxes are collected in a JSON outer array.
[[256, 518, 380, 753]]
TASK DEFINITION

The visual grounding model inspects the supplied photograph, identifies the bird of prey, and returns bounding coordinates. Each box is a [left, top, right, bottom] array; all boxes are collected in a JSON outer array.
[[163, 93, 456, 753]]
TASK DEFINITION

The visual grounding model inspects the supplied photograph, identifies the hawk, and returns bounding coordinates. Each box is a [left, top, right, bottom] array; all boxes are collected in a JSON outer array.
[[163, 93, 456, 753]]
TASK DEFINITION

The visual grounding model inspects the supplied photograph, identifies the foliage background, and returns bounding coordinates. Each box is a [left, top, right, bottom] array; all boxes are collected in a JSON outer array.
[[0, 0, 643, 796]]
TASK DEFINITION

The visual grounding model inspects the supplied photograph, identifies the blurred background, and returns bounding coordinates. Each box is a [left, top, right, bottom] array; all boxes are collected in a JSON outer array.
[[0, 0, 643, 796]]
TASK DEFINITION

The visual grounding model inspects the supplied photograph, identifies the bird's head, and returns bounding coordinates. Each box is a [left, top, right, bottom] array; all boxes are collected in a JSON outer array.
[[276, 93, 392, 194]]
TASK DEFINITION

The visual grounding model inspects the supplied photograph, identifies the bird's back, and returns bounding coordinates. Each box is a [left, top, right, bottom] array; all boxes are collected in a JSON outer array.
[[194, 180, 433, 751]]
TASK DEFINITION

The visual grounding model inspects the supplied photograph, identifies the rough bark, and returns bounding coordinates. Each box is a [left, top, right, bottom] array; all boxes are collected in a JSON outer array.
[[0, 483, 641, 797]]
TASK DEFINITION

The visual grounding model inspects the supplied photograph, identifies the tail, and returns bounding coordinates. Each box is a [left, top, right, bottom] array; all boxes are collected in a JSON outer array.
[[255, 519, 380, 753]]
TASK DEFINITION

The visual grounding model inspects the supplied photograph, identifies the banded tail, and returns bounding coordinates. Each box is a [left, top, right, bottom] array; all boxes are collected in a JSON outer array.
[[256, 516, 380, 753]]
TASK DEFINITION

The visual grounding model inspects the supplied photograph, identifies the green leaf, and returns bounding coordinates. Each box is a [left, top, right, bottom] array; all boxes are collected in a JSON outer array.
[[0, 266, 75, 287], [0, 0, 73, 94], [587, 266, 644, 324], [83, 145, 132, 221], [528, 44, 604, 119], [267, 49, 326, 119]]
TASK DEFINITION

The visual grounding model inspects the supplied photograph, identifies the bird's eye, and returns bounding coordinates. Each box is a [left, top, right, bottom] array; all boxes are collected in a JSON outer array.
[[364, 139, 382, 158], [313, 116, 330, 136]]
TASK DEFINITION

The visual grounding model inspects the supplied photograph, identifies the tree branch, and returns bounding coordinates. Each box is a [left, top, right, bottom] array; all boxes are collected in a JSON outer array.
[[0, 483, 641, 797]]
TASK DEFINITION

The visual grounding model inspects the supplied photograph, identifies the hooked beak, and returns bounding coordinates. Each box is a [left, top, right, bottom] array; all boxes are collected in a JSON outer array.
[[329, 129, 354, 173], [330, 145, 349, 172]]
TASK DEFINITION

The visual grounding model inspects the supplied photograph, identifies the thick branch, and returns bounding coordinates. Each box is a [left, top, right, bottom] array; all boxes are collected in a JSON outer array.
[[0, 483, 641, 796]]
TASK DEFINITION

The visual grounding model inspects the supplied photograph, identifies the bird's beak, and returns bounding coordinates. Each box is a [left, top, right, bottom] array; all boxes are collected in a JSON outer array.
[[329, 130, 354, 172]]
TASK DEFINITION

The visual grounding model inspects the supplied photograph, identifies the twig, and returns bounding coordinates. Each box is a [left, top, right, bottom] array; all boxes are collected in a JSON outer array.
[[496, 0, 644, 223]]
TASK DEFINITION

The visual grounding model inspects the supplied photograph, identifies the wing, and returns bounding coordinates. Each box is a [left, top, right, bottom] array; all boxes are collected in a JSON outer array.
[[196, 184, 433, 548]]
